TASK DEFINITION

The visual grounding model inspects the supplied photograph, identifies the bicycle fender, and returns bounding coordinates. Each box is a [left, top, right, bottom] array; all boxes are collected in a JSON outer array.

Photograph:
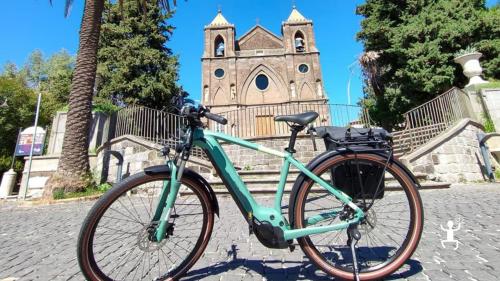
[[288, 149, 420, 228], [144, 165, 220, 217]]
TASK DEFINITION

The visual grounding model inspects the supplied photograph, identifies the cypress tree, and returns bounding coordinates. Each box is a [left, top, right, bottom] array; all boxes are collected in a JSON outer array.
[[356, 0, 499, 129], [97, 0, 181, 110]]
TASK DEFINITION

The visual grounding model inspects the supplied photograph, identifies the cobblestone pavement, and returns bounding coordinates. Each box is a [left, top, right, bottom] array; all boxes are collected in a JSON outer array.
[[1, 183, 499, 280]]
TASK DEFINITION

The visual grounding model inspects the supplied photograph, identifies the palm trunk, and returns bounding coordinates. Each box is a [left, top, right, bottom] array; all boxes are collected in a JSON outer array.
[[45, 0, 105, 195]]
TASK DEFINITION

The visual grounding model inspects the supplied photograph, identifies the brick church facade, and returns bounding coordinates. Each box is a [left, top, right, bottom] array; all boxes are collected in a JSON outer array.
[[201, 7, 329, 136]]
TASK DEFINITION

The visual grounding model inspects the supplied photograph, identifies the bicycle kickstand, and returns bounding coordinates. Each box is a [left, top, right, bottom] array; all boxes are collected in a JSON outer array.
[[348, 225, 362, 281]]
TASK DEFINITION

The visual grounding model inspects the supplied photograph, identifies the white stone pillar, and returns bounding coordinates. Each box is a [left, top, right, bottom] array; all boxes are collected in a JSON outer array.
[[0, 169, 17, 198]]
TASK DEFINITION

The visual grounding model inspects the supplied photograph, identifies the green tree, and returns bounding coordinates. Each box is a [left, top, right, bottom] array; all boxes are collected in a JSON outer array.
[[0, 50, 74, 182], [45, 0, 179, 197], [23, 50, 46, 88], [356, 0, 499, 130], [477, 4, 500, 79], [0, 76, 37, 176], [1, 62, 20, 79], [43, 49, 75, 104], [97, 0, 181, 110], [13, 50, 75, 123]]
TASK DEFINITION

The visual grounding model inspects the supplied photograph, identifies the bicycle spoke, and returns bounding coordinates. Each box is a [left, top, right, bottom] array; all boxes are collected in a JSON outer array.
[[301, 156, 416, 274], [86, 178, 209, 280]]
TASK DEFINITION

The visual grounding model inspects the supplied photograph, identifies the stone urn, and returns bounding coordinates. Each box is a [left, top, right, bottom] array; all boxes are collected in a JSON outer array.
[[454, 52, 488, 87]]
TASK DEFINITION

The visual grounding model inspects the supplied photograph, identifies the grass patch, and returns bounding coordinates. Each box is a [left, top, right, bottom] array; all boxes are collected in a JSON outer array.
[[482, 113, 496, 133], [53, 183, 113, 200], [495, 169, 500, 181], [475, 80, 500, 91]]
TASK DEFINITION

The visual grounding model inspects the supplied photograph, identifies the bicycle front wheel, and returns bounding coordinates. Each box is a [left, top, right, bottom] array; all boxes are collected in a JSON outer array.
[[292, 152, 423, 281], [77, 171, 214, 281]]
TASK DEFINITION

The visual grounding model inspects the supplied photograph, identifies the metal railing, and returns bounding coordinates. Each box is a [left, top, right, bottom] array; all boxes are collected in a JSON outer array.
[[113, 106, 208, 160], [209, 103, 371, 139], [112, 103, 370, 159], [393, 87, 474, 155], [115, 105, 186, 144]]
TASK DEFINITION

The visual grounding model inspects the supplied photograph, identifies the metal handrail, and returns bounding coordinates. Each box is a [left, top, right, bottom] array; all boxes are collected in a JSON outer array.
[[112, 103, 371, 159], [209, 103, 371, 139], [393, 87, 473, 155]]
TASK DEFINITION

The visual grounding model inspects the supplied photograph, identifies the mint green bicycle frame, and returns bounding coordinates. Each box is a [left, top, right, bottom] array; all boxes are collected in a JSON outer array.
[[154, 127, 365, 242]]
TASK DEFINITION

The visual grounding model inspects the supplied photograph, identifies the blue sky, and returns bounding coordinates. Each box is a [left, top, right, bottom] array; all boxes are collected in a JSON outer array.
[[0, 0, 497, 105]]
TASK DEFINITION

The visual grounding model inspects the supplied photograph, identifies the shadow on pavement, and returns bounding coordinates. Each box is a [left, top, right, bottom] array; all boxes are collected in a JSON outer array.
[[184, 244, 423, 280]]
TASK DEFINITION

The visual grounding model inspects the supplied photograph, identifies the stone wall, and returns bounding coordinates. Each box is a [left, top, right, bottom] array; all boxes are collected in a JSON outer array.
[[19, 155, 98, 198], [94, 134, 325, 184], [95, 135, 213, 184], [46, 111, 111, 155], [222, 135, 325, 171], [481, 88, 500, 130], [402, 119, 486, 183]]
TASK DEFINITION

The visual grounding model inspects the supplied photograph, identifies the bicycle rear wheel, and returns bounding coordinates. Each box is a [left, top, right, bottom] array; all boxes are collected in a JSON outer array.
[[292, 152, 423, 281], [77, 171, 214, 281]]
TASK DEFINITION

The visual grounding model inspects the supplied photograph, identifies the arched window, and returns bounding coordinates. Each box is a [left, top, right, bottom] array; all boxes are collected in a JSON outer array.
[[294, 31, 305, 52], [214, 35, 225, 57]]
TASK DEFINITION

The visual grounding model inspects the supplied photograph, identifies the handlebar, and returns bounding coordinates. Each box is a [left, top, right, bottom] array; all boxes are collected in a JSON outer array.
[[181, 104, 227, 125], [204, 111, 228, 125]]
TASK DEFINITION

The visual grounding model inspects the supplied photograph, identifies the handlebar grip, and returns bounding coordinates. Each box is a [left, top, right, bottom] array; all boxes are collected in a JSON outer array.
[[204, 112, 228, 125]]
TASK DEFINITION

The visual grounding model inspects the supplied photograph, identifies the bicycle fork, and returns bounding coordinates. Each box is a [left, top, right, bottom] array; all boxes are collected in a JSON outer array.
[[152, 158, 187, 242]]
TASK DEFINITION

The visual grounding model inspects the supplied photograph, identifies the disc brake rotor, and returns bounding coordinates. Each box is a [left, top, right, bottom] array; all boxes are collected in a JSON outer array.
[[137, 226, 167, 252]]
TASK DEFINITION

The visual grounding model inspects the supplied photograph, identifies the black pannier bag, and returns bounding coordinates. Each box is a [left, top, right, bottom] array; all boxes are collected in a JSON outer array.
[[315, 126, 392, 200]]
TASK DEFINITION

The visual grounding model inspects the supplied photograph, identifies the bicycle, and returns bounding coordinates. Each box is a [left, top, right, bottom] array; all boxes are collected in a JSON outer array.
[[78, 104, 424, 281]]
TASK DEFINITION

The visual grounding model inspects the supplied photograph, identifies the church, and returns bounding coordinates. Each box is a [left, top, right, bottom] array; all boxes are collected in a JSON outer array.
[[201, 7, 329, 136]]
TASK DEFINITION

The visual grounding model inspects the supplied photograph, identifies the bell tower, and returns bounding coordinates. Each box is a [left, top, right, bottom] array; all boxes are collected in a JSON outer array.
[[282, 7, 318, 54], [202, 10, 237, 106], [282, 7, 324, 100]]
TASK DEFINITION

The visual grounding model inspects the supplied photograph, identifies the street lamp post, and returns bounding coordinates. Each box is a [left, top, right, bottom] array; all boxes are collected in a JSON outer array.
[[20, 93, 42, 200], [346, 60, 358, 106], [20, 75, 47, 200]]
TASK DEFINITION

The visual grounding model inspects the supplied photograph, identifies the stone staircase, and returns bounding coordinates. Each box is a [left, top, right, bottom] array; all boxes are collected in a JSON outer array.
[[204, 169, 450, 194]]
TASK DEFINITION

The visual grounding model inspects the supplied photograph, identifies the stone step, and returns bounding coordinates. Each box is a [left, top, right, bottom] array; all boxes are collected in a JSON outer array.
[[206, 174, 438, 192], [206, 169, 428, 182], [181, 181, 450, 195]]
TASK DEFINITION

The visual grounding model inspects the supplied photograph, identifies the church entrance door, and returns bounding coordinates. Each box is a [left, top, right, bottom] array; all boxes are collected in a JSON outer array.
[[255, 115, 276, 137]]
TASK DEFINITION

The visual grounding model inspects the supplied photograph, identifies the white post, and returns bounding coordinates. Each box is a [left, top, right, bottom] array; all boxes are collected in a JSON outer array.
[[20, 93, 42, 200]]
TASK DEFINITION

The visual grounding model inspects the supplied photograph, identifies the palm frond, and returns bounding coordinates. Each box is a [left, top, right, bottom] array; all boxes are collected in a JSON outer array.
[[63, 0, 74, 17]]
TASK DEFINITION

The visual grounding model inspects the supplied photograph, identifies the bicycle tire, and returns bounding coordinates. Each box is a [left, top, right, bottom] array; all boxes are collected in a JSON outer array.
[[293, 152, 423, 281], [77, 171, 215, 281]]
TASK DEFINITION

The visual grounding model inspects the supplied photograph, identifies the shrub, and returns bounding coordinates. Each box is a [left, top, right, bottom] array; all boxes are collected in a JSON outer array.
[[52, 189, 65, 200]]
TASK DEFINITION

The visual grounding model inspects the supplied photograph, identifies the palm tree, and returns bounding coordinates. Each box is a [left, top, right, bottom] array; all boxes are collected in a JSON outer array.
[[44, 0, 178, 197]]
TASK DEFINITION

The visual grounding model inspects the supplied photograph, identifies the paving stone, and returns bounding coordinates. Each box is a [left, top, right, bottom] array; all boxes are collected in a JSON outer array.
[[1, 184, 500, 280]]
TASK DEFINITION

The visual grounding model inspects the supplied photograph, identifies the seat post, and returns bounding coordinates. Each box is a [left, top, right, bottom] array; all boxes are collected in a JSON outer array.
[[286, 125, 304, 154]]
